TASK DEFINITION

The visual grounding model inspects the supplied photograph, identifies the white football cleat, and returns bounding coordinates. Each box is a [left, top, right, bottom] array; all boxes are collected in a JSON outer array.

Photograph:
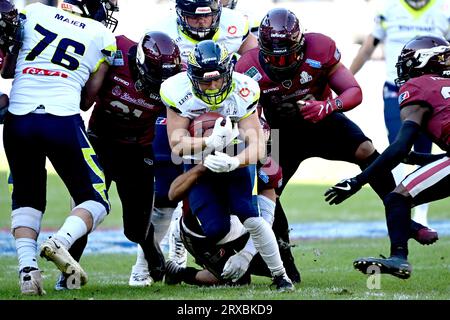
[[40, 237, 88, 287], [128, 265, 153, 287], [19, 267, 46, 296], [168, 218, 187, 268]]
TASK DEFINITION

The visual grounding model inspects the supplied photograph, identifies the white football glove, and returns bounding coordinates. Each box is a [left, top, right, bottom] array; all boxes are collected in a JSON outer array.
[[204, 151, 240, 173], [221, 250, 254, 282], [204, 116, 238, 151]]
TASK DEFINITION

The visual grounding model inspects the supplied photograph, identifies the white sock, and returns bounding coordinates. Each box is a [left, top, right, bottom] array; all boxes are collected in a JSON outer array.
[[54, 215, 88, 249], [243, 217, 285, 277], [151, 206, 176, 244], [16, 238, 38, 271], [133, 245, 148, 270], [257, 195, 275, 226], [413, 203, 429, 227]]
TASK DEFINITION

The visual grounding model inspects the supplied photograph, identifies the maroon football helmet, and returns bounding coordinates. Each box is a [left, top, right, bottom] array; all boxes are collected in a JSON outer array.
[[395, 35, 450, 86], [0, 0, 20, 52], [136, 31, 183, 91], [258, 8, 305, 77]]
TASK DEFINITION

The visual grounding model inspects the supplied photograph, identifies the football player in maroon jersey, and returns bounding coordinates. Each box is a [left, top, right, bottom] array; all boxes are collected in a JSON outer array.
[[235, 8, 437, 275], [325, 36, 450, 279], [56, 31, 183, 290]]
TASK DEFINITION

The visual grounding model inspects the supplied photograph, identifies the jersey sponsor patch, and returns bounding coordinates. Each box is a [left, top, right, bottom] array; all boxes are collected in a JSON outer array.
[[300, 71, 312, 84], [112, 50, 124, 66], [243, 66, 262, 81], [228, 25, 237, 35], [22, 67, 68, 78], [239, 87, 250, 97], [398, 91, 410, 104], [305, 58, 322, 68]]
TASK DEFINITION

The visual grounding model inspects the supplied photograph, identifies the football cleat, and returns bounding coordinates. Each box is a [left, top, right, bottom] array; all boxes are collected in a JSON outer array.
[[19, 267, 46, 296], [164, 260, 184, 285], [411, 227, 439, 246], [353, 255, 412, 279], [54, 273, 68, 291], [272, 274, 295, 293], [168, 218, 188, 268], [40, 237, 88, 287], [129, 265, 153, 287]]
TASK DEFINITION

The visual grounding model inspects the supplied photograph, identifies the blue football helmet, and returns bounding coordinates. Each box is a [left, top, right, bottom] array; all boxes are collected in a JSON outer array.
[[61, 0, 119, 31], [187, 40, 233, 105], [176, 0, 222, 40]]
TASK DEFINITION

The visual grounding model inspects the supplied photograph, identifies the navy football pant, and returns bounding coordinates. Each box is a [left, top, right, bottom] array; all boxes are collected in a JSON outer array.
[[3, 112, 109, 212], [153, 117, 183, 208], [187, 164, 259, 243], [383, 82, 431, 153]]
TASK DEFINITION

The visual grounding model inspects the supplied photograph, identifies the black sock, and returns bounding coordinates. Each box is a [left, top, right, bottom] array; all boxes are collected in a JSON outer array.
[[359, 151, 396, 200], [68, 234, 88, 262], [383, 192, 411, 259]]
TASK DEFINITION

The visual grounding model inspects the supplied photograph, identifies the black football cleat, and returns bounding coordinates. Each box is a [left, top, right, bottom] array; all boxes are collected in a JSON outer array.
[[272, 274, 295, 293], [353, 255, 412, 279], [411, 227, 439, 245]]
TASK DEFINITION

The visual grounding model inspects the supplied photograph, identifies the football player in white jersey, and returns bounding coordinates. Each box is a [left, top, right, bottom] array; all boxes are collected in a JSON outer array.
[[350, 0, 450, 227], [160, 40, 294, 292], [128, 0, 259, 285], [1, 0, 118, 295]]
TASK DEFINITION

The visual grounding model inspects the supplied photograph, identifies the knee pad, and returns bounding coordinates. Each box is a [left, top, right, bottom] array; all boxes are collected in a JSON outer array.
[[73, 200, 107, 231], [257, 195, 275, 226], [11, 207, 43, 234]]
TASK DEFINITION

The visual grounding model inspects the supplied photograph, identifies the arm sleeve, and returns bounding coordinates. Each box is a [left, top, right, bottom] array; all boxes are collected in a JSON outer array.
[[356, 121, 422, 185]]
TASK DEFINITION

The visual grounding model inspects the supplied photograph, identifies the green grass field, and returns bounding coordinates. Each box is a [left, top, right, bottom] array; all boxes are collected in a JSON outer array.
[[1, 171, 449, 300]]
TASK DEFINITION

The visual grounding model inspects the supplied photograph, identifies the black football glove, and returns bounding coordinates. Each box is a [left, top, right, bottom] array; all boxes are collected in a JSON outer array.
[[324, 177, 362, 205]]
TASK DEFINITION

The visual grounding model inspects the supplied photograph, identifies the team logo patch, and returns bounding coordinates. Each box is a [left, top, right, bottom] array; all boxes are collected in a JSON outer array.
[[305, 58, 322, 68], [156, 117, 167, 125], [300, 71, 312, 84], [334, 48, 341, 61], [112, 85, 122, 96], [282, 80, 292, 89], [228, 25, 237, 35], [144, 158, 154, 166], [244, 66, 262, 81], [240, 88, 250, 97], [398, 91, 410, 104]]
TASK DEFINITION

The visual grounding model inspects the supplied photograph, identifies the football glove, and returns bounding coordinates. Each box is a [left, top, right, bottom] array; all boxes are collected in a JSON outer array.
[[221, 250, 254, 282], [204, 151, 240, 173], [324, 177, 361, 205], [204, 116, 238, 151], [299, 99, 342, 123]]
